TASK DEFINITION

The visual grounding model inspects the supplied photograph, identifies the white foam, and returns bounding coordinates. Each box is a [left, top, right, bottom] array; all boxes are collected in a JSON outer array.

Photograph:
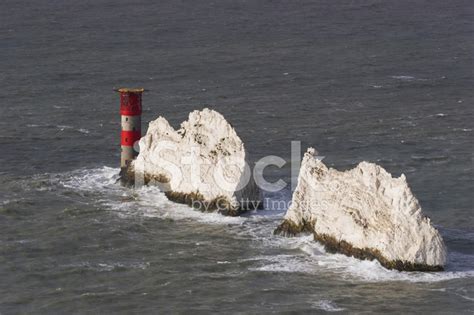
[[57, 125, 73, 131], [55, 166, 474, 283], [64, 261, 150, 272], [59, 166, 121, 192], [78, 128, 90, 134], [130, 186, 246, 225], [57, 167, 245, 225], [454, 293, 474, 301], [265, 234, 474, 283], [312, 300, 345, 312], [391, 75, 416, 81], [247, 254, 318, 273]]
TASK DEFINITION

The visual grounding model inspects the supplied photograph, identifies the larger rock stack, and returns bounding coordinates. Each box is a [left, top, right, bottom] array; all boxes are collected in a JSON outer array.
[[275, 148, 447, 271]]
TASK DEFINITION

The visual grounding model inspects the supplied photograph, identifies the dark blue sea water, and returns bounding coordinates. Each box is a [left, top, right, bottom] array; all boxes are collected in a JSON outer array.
[[1, 0, 473, 313]]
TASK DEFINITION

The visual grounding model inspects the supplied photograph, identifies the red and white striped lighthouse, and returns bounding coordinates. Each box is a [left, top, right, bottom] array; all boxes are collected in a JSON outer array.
[[117, 88, 144, 170]]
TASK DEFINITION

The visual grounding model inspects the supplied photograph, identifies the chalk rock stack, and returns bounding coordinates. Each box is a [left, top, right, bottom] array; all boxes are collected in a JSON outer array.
[[122, 108, 261, 216], [275, 148, 447, 271]]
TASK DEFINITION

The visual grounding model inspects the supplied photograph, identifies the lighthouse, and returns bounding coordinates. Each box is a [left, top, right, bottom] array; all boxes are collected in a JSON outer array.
[[117, 88, 144, 172]]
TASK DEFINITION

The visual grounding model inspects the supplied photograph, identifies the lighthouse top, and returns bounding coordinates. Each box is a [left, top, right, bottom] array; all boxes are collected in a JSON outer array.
[[117, 88, 144, 116], [116, 88, 145, 93]]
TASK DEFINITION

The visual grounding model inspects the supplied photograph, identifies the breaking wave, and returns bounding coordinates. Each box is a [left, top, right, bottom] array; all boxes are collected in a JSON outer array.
[[49, 166, 474, 284], [312, 300, 345, 312], [246, 234, 474, 283], [56, 166, 245, 225]]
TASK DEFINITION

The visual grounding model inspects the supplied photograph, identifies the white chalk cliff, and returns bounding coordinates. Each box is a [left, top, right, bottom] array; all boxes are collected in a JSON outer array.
[[276, 148, 447, 271], [127, 108, 261, 215]]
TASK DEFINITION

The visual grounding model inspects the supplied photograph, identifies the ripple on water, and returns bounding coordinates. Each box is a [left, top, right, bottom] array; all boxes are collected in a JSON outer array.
[[312, 300, 345, 312], [51, 166, 474, 284]]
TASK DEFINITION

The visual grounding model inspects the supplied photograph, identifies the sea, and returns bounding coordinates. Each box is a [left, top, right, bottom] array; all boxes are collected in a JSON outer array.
[[0, 0, 473, 313]]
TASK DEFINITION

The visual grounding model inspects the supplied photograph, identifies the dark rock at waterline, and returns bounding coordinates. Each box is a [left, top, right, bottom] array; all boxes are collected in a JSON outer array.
[[274, 219, 444, 272], [120, 164, 262, 216]]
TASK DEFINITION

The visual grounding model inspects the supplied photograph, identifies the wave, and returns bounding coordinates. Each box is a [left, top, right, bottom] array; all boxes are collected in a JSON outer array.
[[251, 234, 474, 283], [56, 166, 245, 225], [312, 300, 345, 312], [62, 261, 150, 272], [25, 124, 90, 134], [391, 75, 416, 81], [51, 166, 474, 284]]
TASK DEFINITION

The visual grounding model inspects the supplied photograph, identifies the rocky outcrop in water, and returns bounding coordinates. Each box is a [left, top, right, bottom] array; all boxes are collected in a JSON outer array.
[[275, 148, 447, 271], [121, 108, 262, 216]]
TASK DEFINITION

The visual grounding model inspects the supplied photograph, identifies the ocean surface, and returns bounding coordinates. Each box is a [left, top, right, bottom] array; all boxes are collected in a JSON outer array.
[[1, 0, 473, 313]]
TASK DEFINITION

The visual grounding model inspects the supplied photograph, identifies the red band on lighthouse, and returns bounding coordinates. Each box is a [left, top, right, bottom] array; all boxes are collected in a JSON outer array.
[[120, 90, 143, 116], [121, 130, 141, 146]]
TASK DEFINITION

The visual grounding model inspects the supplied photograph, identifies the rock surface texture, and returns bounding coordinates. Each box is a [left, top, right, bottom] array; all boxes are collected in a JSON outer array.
[[275, 148, 447, 271], [122, 108, 261, 215]]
